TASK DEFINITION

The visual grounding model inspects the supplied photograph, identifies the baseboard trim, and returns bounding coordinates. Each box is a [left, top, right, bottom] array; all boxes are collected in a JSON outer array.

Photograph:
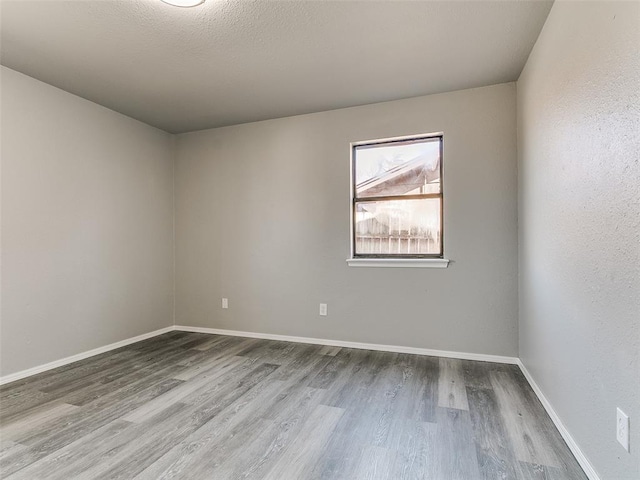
[[0, 322, 596, 480], [0, 326, 175, 386], [516, 360, 600, 480], [174, 325, 519, 365], [178, 326, 596, 479], [0, 324, 517, 385]]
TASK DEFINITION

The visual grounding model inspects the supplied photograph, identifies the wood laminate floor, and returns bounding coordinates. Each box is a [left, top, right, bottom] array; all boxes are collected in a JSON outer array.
[[0, 332, 587, 479]]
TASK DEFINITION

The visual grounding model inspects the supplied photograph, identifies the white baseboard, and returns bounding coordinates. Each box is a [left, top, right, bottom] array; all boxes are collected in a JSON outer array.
[[0, 321, 595, 480], [178, 326, 595, 479], [0, 326, 175, 386], [0, 324, 516, 386], [174, 325, 519, 365], [517, 360, 600, 480]]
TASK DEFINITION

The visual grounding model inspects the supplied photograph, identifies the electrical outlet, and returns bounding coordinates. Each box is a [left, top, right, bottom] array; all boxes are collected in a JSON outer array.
[[617, 408, 630, 452], [222, 298, 228, 309], [319, 303, 327, 316]]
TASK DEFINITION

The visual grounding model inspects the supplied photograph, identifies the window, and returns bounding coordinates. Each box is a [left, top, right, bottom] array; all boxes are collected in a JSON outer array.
[[350, 134, 445, 265]]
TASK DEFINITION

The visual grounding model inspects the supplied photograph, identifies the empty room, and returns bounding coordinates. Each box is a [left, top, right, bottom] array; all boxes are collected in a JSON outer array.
[[0, 0, 638, 479]]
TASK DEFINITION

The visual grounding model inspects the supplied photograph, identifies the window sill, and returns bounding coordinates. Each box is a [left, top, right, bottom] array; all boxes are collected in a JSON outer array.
[[346, 258, 450, 268]]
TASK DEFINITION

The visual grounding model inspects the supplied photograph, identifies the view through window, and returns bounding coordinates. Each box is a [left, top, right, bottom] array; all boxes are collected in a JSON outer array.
[[352, 135, 443, 257]]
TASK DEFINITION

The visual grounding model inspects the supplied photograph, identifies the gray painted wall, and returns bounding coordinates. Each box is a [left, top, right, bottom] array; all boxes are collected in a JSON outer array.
[[0, 67, 175, 376], [517, 2, 640, 478], [175, 83, 519, 357]]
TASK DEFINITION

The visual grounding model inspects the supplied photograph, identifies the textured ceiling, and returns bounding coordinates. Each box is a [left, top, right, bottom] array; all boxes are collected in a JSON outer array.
[[0, 0, 553, 133]]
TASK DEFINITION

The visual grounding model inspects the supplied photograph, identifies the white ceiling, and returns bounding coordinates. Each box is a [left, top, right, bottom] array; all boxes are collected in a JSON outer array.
[[1, 0, 553, 134]]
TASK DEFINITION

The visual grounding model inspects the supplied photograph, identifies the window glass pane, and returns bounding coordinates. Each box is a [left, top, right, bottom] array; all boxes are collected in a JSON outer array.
[[355, 138, 440, 199], [355, 198, 441, 255]]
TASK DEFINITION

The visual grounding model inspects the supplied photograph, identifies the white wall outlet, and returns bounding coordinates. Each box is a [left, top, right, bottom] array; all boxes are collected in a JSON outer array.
[[319, 303, 327, 316], [617, 407, 630, 452], [222, 298, 228, 309]]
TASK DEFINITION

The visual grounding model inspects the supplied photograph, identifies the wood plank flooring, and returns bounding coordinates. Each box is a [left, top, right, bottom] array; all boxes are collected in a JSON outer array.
[[0, 332, 587, 479]]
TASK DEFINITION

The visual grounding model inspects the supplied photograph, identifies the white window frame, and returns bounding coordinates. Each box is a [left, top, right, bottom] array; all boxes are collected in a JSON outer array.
[[346, 133, 450, 268]]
